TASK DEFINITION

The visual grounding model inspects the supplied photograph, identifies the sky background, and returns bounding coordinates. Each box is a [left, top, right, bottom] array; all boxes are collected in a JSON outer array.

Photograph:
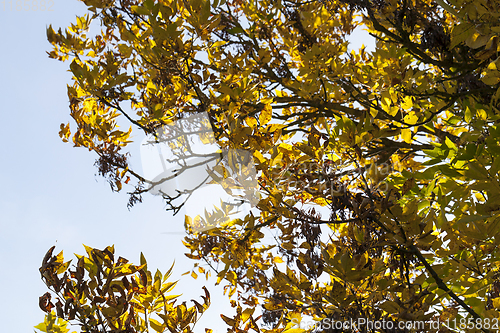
[[0, 2, 372, 332]]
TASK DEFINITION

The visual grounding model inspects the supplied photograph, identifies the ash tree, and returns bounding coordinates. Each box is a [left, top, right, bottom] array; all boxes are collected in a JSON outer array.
[[39, 0, 500, 332]]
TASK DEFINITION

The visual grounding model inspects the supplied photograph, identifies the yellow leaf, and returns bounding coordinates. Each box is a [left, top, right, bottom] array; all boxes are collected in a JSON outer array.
[[403, 111, 418, 125], [245, 116, 257, 128], [149, 318, 165, 333], [401, 96, 413, 111], [381, 90, 391, 107], [259, 103, 272, 126], [212, 41, 227, 48], [401, 128, 412, 143], [464, 106, 472, 123], [240, 308, 255, 324], [313, 197, 328, 206], [389, 87, 398, 104], [283, 329, 306, 333], [278, 142, 293, 152], [253, 150, 265, 163], [146, 81, 156, 92], [384, 104, 399, 117], [221, 314, 237, 326], [273, 257, 284, 264]]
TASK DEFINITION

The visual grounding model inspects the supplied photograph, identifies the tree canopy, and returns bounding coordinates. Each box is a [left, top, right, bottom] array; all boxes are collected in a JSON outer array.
[[40, 0, 500, 332]]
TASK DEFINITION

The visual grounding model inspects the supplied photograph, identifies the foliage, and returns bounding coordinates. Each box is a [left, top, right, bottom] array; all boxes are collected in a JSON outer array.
[[45, 0, 500, 332], [36, 245, 210, 333]]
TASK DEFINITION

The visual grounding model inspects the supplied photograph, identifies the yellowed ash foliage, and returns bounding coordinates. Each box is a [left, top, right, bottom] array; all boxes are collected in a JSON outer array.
[[39, 0, 500, 332]]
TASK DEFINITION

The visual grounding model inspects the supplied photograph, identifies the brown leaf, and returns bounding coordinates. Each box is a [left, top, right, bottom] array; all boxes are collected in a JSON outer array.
[[42, 246, 56, 268], [39, 292, 54, 313], [139, 268, 148, 287], [68, 306, 76, 320], [56, 299, 64, 318], [122, 276, 131, 290], [401, 177, 415, 196], [64, 298, 72, 316], [191, 299, 204, 312], [354, 144, 362, 159], [93, 296, 106, 304], [40, 246, 56, 274]]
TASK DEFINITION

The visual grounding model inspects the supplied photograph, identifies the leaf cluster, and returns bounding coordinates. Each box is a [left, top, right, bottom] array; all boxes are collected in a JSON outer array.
[[36, 245, 210, 333]]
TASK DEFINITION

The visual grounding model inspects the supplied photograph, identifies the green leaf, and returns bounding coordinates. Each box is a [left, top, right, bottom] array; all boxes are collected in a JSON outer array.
[[378, 300, 400, 314], [226, 27, 244, 35], [131, 5, 150, 15], [464, 162, 490, 180], [449, 22, 474, 49], [455, 215, 489, 225], [439, 165, 462, 178], [200, 0, 211, 24], [456, 144, 477, 160]]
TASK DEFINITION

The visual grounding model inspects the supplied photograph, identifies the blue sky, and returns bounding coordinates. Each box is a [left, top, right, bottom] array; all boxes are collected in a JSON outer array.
[[0, 2, 373, 332]]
